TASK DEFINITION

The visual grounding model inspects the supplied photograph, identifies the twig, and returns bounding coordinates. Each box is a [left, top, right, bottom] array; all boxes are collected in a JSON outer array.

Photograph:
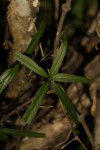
[[37, 129, 72, 150], [55, 129, 72, 148], [54, 0, 71, 51], [0, 99, 32, 124], [61, 135, 88, 150], [0, 90, 54, 124], [91, 94, 97, 117], [54, 0, 60, 21], [76, 136, 88, 150], [79, 114, 94, 147]]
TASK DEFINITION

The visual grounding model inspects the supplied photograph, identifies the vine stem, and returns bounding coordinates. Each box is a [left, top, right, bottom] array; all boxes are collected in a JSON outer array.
[[79, 114, 94, 147], [54, 0, 71, 51]]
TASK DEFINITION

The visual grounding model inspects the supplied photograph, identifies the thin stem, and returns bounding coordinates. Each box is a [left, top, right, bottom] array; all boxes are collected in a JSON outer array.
[[79, 114, 94, 147], [61, 136, 88, 150], [54, 0, 71, 51]]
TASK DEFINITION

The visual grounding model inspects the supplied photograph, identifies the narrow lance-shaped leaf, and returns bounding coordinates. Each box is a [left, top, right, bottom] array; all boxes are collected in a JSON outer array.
[[23, 82, 48, 124], [50, 40, 67, 77], [0, 64, 19, 94], [26, 16, 46, 55], [52, 73, 92, 84], [0, 128, 45, 138], [52, 82, 79, 124], [15, 51, 48, 78]]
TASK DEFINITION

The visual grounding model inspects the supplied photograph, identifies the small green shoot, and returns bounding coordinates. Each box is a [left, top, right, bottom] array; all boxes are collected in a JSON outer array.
[[0, 23, 91, 127], [14, 39, 91, 125]]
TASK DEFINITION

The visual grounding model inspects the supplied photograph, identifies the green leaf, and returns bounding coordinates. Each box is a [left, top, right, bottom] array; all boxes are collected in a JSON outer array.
[[52, 82, 79, 124], [0, 128, 45, 138], [23, 82, 48, 124], [15, 51, 48, 78], [52, 73, 92, 84], [0, 131, 8, 141], [26, 16, 46, 55], [0, 64, 19, 94], [49, 40, 67, 77]]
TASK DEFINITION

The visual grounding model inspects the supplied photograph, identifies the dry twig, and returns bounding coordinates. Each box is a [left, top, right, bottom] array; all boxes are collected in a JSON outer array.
[[54, 0, 71, 51], [79, 114, 94, 147]]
